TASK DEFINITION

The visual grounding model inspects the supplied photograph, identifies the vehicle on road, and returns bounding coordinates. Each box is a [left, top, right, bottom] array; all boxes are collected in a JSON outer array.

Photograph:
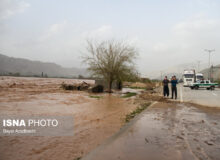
[[190, 80, 218, 90], [195, 73, 204, 81], [183, 70, 196, 87]]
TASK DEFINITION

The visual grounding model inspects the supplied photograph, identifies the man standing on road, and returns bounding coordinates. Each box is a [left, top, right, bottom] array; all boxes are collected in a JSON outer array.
[[163, 76, 169, 97], [171, 76, 178, 99]]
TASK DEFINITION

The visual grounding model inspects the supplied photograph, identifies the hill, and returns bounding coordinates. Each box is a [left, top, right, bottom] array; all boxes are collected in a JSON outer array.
[[200, 64, 220, 81], [0, 54, 89, 78]]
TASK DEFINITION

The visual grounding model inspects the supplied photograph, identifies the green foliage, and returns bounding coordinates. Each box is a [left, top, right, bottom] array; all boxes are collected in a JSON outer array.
[[122, 70, 140, 82], [89, 95, 103, 99], [125, 102, 151, 122], [78, 75, 84, 79], [140, 78, 152, 83], [121, 92, 137, 98], [151, 79, 160, 82], [8, 72, 20, 77], [214, 79, 220, 84]]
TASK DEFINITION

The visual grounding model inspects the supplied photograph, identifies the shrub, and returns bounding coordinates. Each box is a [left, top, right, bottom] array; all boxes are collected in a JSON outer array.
[[122, 92, 137, 98]]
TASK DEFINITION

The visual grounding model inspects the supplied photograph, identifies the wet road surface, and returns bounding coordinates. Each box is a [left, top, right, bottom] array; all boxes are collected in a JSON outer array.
[[82, 102, 220, 160], [179, 84, 220, 107]]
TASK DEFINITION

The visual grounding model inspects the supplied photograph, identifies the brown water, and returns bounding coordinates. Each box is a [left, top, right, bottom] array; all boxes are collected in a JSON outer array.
[[1, 77, 220, 160], [0, 77, 138, 160], [83, 102, 220, 160]]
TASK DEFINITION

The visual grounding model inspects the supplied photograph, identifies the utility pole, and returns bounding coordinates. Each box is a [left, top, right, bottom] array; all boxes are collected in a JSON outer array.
[[204, 49, 215, 79]]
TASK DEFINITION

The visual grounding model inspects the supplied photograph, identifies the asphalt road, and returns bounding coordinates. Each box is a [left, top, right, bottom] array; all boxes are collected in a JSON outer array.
[[179, 84, 220, 107]]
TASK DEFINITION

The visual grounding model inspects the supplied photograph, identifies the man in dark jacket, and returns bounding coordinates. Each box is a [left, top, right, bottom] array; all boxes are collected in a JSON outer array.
[[171, 76, 178, 99], [163, 76, 169, 97]]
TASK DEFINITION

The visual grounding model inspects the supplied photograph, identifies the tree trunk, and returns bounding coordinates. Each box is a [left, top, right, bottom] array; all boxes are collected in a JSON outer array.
[[108, 80, 113, 93], [117, 80, 122, 90]]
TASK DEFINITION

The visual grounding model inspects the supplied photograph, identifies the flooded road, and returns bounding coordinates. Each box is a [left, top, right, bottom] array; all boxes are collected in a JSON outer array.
[[83, 102, 220, 160], [0, 77, 138, 160]]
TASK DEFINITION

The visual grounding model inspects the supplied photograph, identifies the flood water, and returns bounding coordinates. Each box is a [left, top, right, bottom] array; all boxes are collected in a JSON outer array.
[[1, 77, 220, 160], [0, 77, 138, 160]]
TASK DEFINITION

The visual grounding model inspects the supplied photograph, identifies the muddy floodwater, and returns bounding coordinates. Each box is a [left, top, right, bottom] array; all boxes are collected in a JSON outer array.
[[83, 102, 220, 160], [0, 77, 138, 160], [1, 77, 220, 160]]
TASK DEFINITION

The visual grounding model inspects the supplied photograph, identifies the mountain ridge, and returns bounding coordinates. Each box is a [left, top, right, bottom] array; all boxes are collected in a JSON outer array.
[[0, 54, 89, 78]]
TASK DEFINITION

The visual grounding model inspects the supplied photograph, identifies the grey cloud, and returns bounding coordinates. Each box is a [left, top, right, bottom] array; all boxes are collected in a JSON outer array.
[[0, 0, 30, 20]]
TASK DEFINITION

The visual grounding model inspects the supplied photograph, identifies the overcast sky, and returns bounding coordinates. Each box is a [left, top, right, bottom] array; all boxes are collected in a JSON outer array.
[[0, 0, 220, 77]]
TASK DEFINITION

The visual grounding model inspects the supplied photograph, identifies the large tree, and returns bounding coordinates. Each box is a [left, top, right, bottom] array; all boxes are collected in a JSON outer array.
[[83, 40, 138, 92]]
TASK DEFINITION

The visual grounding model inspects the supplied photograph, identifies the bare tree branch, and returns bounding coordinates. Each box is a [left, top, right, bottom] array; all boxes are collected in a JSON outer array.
[[82, 40, 139, 92]]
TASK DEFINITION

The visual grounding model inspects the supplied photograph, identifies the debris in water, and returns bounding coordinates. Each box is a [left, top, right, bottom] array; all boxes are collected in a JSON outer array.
[[89, 85, 104, 93], [145, 138, 149, 143], [204, 141, 214, 146], [177, 135, 184, 140]]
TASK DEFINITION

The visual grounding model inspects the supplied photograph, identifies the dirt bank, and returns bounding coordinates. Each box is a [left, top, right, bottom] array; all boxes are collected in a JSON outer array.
[[0, 77, 139, 160]]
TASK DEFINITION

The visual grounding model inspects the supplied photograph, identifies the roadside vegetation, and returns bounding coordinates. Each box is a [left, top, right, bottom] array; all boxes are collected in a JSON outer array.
[[125, 102, 151, 122], [121, 92, 137, 98], [89, 95, 103, 99], [214, 79, 220, 84]]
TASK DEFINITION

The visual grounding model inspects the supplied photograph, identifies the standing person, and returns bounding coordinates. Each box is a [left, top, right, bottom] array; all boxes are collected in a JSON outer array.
[[162, 76, 169, 97], [171, 76, 178, 99]]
